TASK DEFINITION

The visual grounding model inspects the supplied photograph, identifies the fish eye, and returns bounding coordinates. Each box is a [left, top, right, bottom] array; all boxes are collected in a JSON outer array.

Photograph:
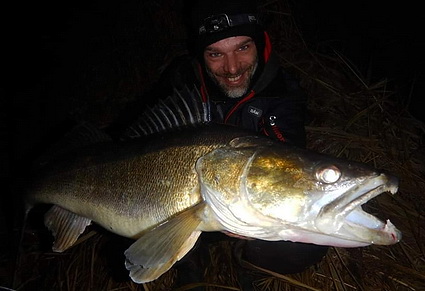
[[316, 165, 341, 184]]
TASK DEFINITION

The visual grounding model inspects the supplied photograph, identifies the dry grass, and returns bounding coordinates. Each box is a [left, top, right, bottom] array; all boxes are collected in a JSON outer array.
[[4, 0, 424, 290]]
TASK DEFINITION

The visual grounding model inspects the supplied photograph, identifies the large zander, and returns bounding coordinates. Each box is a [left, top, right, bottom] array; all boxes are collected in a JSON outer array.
[[26, 124, 401, 283], [25, 88, 401, 283]]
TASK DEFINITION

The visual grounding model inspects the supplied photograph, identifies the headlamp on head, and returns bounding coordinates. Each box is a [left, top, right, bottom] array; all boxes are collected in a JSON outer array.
[[198, 13, 258, 35]]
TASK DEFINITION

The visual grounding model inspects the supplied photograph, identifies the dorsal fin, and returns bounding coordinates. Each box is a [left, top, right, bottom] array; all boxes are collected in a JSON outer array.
[[123, 85, 211, 139], [34, 122, 112, 169]]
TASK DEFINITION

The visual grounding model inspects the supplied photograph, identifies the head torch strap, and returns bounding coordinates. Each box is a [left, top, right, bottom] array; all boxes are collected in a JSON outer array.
[[199, 13, 258, 35]]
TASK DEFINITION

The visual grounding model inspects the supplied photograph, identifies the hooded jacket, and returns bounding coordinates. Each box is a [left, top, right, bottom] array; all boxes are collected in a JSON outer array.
[[124, 32, 308, 148]]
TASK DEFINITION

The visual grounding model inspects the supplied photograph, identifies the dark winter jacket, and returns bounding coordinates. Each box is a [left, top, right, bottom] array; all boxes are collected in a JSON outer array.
[[113, 34, 307, 148]]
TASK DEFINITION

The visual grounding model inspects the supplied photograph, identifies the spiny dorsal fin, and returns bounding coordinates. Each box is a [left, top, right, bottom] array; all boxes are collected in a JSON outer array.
[[34, 122, 112, 168], [124, 85, 211, 139], [58, 122, 112, 146]]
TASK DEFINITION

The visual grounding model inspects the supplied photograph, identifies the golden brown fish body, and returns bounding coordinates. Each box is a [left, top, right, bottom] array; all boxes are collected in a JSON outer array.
[[26, 124, 401, 283], [27, 126, 242, 238]]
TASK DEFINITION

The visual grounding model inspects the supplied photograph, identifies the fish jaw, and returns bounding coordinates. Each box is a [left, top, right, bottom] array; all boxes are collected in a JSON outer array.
[[240, 147, 403, 247], [313, 173, 401, 246], [197, 142, 402, 248], [210, 171, 401, 247]]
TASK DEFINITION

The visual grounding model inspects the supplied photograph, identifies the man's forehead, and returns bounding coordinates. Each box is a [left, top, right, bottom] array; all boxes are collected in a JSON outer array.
[[205, 36, 254, 51]]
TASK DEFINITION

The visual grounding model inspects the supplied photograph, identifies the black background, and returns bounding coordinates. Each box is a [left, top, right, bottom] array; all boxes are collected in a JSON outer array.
[[8, 0, 423, 120], [4, 0, 424, 219]]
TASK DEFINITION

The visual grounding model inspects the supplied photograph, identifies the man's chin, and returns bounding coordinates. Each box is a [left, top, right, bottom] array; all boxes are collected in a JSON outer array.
[[225, 87, 248, 98], [219, 82, 249, 98]]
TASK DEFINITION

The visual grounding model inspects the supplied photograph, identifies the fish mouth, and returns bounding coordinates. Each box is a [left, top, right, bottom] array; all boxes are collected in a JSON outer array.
[[316, 174, 402, 246]]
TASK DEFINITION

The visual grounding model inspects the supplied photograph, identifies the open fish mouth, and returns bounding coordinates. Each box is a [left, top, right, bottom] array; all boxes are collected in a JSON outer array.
[[316, 174, 402, 245]]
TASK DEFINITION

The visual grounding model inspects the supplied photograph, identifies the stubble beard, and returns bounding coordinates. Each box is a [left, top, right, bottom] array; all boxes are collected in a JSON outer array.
[[206, 58, 258, 98]]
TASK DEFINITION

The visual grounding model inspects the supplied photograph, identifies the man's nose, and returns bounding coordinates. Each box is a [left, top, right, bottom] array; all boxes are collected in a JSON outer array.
[[223, 54, 238, 74]]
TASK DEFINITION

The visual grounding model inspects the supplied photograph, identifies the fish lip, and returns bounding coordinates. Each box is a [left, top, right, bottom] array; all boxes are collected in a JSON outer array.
[[316, 173, 401, 244]]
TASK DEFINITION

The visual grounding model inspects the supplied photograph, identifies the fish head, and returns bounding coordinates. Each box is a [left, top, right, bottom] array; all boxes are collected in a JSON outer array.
[[197, 136, 401, 247]]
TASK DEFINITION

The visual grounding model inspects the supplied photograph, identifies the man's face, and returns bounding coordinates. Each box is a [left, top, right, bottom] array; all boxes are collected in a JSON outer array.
[[203, 36, 258, 98]]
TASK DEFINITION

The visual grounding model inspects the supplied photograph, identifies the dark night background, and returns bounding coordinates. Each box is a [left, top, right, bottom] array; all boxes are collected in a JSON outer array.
[[2, 0, 424, 287], [4, 0, 424, 221], [6, 1, 424, 138]]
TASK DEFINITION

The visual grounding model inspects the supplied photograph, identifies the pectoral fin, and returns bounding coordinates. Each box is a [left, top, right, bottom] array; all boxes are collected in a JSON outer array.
[[44, 205, 92, 252], [124, 202, 206, 283]]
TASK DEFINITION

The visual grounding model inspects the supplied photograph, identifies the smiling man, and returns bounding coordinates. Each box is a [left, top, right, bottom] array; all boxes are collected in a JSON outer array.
[[115, 0, 329, 288], [119, 0, 309, 146], [204, 36, 258, 98], [178, 0, 310, 145]]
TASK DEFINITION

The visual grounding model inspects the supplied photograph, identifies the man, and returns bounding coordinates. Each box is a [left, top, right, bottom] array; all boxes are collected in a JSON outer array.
[[140, 0, 308, 148], [113, 0, 328, 286]]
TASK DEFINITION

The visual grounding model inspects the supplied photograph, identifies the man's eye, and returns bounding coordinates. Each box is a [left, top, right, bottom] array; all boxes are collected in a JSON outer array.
[[239, 45, 249, 51], [209, 52, 221, 58]]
